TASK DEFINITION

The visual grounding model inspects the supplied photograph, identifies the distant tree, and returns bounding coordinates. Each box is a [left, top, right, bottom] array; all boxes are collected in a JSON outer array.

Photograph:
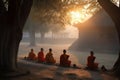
[[49, 23, 65, 38], [25, 0, 68, 45]]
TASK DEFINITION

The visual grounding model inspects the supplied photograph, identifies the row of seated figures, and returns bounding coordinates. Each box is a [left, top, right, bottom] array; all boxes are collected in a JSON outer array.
[[25, 48, 98, 69]]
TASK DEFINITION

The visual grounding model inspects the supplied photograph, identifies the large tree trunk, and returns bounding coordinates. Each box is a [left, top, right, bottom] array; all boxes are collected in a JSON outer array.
[[0, 0, 33, 71], [112, 52, 120, 76], [0, 25, 22, 71], [98, 0, 120, 77], [98, 0, 120, 44]]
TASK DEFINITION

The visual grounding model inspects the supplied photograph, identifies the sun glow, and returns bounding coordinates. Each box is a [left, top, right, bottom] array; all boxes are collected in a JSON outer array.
[[70, 11, 81, 24], [69, 10, 92, 25]]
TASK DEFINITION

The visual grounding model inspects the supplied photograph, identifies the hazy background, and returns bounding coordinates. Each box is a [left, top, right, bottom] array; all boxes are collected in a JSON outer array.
[[18, 23, 119, 69], [18, 0, 119, 69]]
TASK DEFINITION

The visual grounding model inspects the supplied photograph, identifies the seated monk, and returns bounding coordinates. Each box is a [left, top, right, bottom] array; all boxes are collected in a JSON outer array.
[[38, 48, 45, 63], [60, 49, 71, 67], [87, 51, 98, 69], [28, 49, 37, 60], [45, 48, 56, 64]]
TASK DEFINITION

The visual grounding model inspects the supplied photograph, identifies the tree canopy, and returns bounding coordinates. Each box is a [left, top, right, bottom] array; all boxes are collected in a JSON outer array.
[[31, 0, 101, 25], [24, 0, 102, 36]]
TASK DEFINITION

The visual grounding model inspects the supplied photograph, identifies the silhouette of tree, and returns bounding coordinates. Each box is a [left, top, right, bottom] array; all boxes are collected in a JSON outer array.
[[0, 0, 33, 71], [98, 0, 120, 77]]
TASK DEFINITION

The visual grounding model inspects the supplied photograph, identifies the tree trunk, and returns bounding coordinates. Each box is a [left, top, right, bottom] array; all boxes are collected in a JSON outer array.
[[98, 0, 120, 44], [0, 26, 22, 71], [112, 52, 120, 76], [40, 32, 45, 43], [0, 0, 33, 71], [98, 0, 120, 77], [40, 32, 45, 39]]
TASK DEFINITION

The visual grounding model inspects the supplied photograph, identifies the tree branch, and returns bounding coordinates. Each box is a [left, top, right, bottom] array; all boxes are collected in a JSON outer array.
[[98, 0, 120, 45], [98, 0, 119, 15]]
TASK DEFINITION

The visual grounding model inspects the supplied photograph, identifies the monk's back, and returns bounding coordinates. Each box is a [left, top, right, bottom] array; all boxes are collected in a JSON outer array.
[[45, 52, 56, 64], [60, 50, 71, 67]]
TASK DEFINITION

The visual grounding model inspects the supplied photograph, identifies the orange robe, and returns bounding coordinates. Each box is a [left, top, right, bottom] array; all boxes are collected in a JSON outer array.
[[60, 54, 71, 67], [87, 56, 98, 69], [28, 52, 36, 60], [45, 52, 56, 64], [38, 51, 45, 62]]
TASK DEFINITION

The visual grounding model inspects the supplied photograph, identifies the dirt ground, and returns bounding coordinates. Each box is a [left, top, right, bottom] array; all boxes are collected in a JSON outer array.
[[0, 59, 118, 80]]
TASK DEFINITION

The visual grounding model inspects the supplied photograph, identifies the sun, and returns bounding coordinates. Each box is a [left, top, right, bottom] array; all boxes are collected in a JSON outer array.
[[69, 11, 82, 24]]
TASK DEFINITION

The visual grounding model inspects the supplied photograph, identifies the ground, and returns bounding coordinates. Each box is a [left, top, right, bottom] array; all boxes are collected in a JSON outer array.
[[1, 59, 118, 80]]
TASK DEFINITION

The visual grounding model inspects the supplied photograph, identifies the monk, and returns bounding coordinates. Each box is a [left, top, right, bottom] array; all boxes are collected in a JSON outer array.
[[28, 49, 37, 60], [45, 48, 56, 64], [87, 51, 98, 69], [60, 49, 71, 67], [38, 48, 45, 63]]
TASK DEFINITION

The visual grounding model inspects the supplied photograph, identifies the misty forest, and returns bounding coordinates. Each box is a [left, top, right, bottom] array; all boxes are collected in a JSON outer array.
[[0, 0, 120, 80]]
